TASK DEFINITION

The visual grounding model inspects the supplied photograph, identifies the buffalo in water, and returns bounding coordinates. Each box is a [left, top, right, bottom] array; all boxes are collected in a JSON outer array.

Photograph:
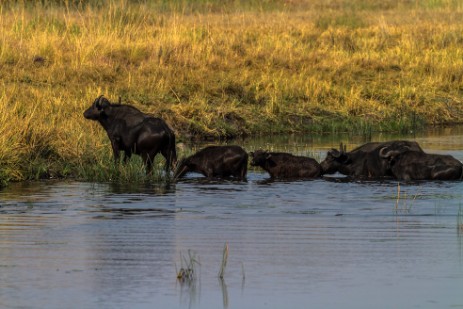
[[320, 140, 423, 179], [379, 146, 463, 181], [83, 95, 177, 174], [250, 150, 321, 179], [174, 145, 248, 180]]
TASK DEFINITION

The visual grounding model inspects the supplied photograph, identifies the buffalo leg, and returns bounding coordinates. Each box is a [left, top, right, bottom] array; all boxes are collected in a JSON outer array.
[[161, 135, 177, 172], [111, 140, 121, 164], [144, 149, 163, 175], [161, 148, 175, 173], [141, 152, 154, 175], [239, 164, 248, 180], [431, 166, 461, 180], [123, 151, 132, 163], [232, 161, 247, 180], [203, 167, 214, 178]]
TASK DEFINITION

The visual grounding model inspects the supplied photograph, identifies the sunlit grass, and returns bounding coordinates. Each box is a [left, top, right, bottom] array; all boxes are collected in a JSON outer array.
[[1, 0, 462, 184]]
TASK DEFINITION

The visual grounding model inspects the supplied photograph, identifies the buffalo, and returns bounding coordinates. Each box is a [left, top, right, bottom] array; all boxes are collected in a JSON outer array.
[[320, 140, 423, 179], [379, 147, 463, 181], [83, 95, 177, 174], [174, 145, 248, 180], [250, 150, 321, 179]]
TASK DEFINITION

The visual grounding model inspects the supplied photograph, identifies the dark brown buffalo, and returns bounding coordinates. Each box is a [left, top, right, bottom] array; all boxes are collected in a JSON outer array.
[[174, 145, 248, 180], [250, 150, 321, 179], [379, 147, 463, 181], [320, 140, 423, 179], [83, 95, 177, 174]]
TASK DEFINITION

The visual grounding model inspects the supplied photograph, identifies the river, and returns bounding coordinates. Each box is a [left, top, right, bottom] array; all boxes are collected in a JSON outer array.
[[1, 127, 463, 308]]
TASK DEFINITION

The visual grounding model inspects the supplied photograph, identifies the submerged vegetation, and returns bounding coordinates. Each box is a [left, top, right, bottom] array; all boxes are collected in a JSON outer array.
[[1, 0, 463, 183], [176, 249, 200, 283]]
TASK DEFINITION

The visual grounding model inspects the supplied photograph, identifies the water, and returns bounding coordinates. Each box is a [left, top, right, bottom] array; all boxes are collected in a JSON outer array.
[[1, 127, 463, 309]]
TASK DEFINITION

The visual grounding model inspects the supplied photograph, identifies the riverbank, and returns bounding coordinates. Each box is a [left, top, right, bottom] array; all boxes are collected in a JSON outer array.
[[1, 0, 463, 184]]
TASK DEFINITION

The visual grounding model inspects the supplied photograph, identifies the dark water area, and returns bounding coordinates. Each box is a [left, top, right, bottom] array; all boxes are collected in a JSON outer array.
[[1, 127, 463, 308]]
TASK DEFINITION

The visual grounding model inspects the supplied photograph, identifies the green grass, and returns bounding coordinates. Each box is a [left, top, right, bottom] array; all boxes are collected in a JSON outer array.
[[0, 0, 463, 184]]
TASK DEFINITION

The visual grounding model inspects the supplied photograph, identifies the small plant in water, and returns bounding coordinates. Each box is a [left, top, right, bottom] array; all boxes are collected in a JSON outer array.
[[176, 249, 200, 283], [458, 204, 463, 235], [394, 183, 418, 214], [218, 242, 229, 279]]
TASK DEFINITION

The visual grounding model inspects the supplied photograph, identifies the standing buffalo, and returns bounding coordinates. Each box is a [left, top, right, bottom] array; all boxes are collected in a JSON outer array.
[[379, 147, 463, 181], [174, 145, 248, 180], [250, 150, 321, 179], [320, 140, 423, 179], [83, 95, 177, 174]]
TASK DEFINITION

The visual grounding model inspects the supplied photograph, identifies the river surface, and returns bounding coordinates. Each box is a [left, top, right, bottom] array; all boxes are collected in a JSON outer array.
[[1, 127, 463, 309]]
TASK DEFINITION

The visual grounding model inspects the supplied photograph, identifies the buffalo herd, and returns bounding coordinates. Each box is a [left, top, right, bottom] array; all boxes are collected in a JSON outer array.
[[84, 96, 463, 182]]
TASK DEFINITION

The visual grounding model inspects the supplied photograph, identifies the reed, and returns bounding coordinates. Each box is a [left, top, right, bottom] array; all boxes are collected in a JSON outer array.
[[218, 242, 229, 279], [1, 0, 462, 184], [176, 249, 200, 283], [394, 182, 419, 214], [458, 204, 463, 235]]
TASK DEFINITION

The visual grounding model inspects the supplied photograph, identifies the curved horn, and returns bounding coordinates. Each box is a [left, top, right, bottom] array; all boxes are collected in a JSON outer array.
[[93, 95, 104, 107], [401, 145, 411, 152], [339, 142, 347, 154], [379, 147, 389, 158], [379, 146, 398, 159], [380, 145, 411, 159], [329, 148, 341, 158], [97, 95, 106, 105], [98, 96, 111, 108]]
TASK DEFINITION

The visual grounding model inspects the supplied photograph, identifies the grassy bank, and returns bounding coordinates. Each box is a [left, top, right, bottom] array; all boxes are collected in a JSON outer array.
[[1, 0, 463, 184]]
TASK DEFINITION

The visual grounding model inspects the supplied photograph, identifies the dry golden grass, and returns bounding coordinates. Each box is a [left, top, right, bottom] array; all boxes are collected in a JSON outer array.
[[0, 0, 462, 183]]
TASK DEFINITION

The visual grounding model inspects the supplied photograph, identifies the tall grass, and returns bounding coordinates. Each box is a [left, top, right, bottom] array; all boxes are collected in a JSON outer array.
[[0, 0, 462, 184]]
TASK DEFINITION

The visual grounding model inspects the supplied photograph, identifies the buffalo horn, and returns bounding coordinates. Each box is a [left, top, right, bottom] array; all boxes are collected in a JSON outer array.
[[329, 148, 341, 158], [379, 147, 396, 159], [98, 96, 110, 108], [339, 142, 347, 154], [379, 145, 411, 159], [93, 95, 104, 107]]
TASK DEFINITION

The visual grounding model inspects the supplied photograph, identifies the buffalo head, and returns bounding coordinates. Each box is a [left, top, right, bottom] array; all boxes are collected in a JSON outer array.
[[83, 95, 111, 120], [320, 143, 348, 174], [173, 158, 190, 179], [250, 150, 272, 167]]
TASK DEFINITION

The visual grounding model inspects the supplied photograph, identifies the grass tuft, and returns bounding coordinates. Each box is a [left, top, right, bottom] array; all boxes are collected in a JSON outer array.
[[176, 249, 200, 283]]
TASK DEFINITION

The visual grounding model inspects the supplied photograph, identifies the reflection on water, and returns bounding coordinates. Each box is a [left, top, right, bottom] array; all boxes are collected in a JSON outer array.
[[0, 127, 463, 308]]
